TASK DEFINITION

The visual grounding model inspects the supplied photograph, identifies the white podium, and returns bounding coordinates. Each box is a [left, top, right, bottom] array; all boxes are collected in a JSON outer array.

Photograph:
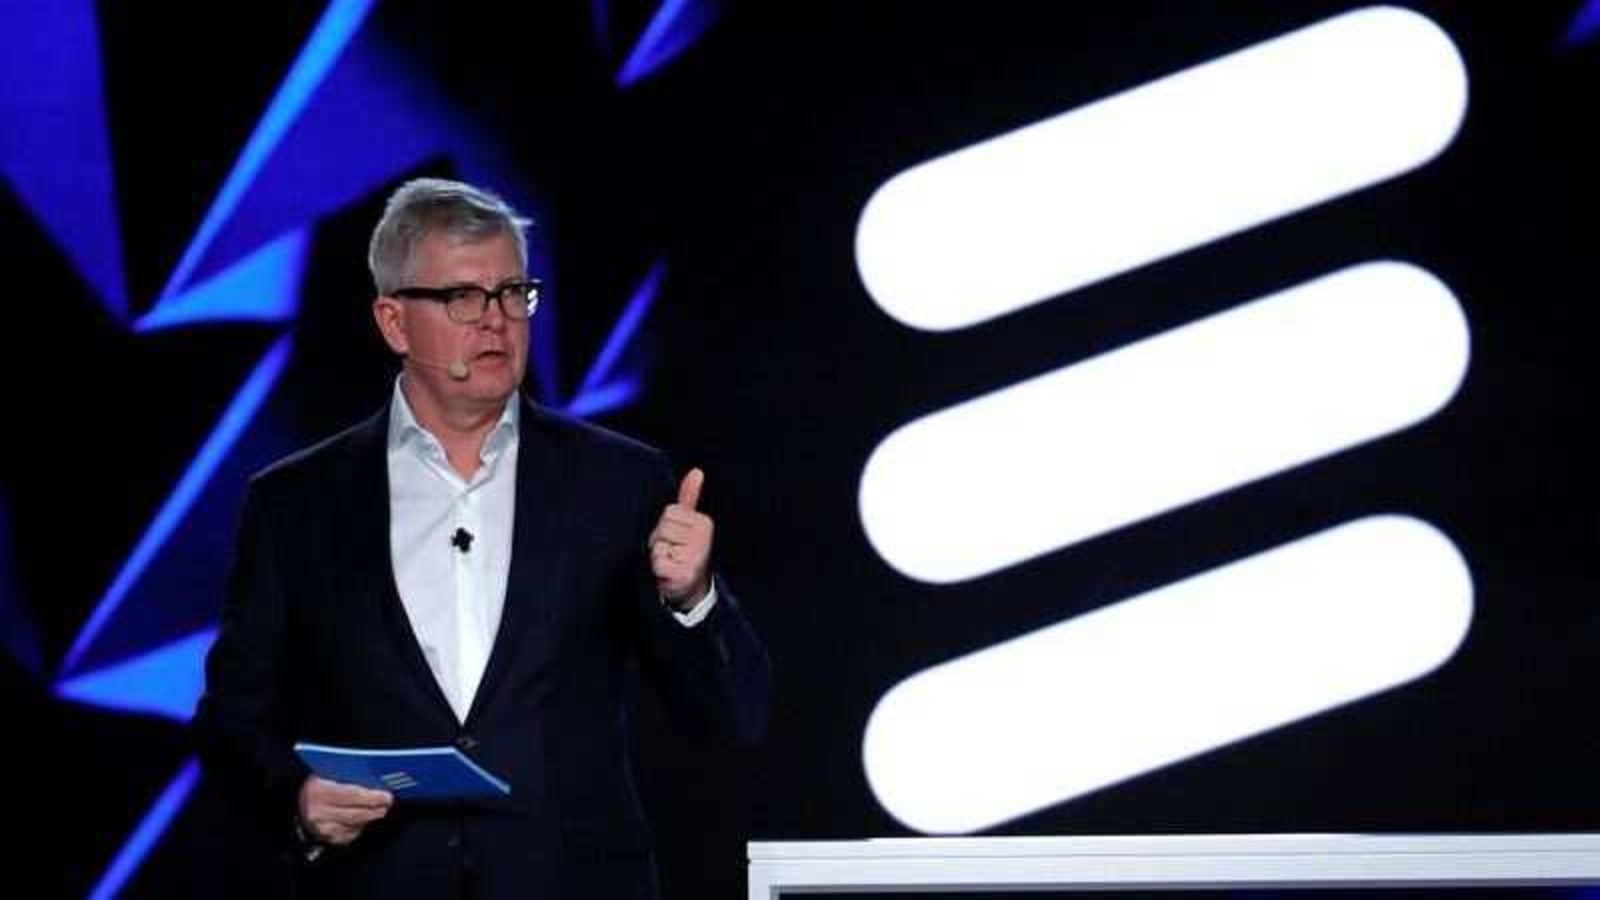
[[748, 833, 1600, 898]]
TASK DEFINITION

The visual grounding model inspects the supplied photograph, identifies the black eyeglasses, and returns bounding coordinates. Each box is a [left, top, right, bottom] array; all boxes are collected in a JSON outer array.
[[391, 279, 542, 324]]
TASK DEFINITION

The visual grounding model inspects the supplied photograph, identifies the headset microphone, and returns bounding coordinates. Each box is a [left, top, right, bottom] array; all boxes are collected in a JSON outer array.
[[408, 354, 471, 381]]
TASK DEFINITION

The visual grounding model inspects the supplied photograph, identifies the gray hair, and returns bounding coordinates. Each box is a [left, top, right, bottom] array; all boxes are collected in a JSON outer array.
[[367, 178, 532, 294]]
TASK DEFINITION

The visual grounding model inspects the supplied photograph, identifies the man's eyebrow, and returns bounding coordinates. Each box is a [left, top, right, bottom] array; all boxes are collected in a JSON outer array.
[[413, 277, 524, 291]]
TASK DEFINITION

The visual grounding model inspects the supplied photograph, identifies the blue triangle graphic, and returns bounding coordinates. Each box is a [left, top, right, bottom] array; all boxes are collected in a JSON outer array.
[[136, 228, 308, 332], [57, 628, 217, 722]]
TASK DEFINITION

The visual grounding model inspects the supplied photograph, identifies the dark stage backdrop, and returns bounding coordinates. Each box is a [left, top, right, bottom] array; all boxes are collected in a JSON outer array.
[[5, 1, 1599, 897]]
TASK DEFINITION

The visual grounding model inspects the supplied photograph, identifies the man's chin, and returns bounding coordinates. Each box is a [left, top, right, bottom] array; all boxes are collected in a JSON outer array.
[[463, 370, 522, 403]]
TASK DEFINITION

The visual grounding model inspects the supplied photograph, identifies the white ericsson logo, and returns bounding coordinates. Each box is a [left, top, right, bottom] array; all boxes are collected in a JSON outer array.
[[854, 6, 1475, 834]]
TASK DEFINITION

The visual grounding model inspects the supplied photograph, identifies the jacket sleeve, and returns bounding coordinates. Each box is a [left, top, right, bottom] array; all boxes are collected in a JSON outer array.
[[627, 459, 771, 748], [191, 480, 312, 834]]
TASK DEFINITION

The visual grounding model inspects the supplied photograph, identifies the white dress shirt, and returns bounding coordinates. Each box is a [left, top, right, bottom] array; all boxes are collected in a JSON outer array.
[[386, 378, 715, 724]]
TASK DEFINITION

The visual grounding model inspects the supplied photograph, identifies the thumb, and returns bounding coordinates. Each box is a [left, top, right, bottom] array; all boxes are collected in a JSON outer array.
[[676, 467, 705, 510]]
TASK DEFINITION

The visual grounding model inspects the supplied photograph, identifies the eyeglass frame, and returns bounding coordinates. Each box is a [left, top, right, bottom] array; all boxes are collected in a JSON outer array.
[[389, 278, 542, 324]]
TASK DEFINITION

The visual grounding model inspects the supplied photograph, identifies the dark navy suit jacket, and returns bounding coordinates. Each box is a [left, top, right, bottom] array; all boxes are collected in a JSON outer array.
[[192, 396, 770, 899]]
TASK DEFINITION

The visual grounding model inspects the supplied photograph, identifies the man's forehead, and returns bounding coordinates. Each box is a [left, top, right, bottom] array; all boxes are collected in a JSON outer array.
[[408, 231, 523, 279]]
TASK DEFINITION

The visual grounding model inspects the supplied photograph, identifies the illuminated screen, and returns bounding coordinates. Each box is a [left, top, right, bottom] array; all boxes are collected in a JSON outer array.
[[7, 2, 1598, 897]]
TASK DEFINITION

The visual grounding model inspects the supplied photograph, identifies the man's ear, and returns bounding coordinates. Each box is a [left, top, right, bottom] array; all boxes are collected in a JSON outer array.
[[372, 296, 409, 355]]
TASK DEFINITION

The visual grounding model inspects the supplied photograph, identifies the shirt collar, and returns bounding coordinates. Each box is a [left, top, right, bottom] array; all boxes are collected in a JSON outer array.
[[388, 375, 520, 464]]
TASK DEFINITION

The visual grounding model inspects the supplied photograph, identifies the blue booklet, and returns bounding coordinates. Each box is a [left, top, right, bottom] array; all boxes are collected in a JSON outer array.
[[294, 742, 512, 800]]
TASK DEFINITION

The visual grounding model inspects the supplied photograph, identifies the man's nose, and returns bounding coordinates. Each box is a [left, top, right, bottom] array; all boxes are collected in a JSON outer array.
[[479, 295, 509, 330]]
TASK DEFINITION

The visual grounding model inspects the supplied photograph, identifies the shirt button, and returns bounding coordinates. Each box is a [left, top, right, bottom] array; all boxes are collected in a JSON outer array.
[[457, 734, 480, 751], [446, 834, 462, 849]]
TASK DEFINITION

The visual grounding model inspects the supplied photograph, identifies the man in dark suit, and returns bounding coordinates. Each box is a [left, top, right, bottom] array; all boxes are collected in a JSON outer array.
[[193, 178, 770, 899]]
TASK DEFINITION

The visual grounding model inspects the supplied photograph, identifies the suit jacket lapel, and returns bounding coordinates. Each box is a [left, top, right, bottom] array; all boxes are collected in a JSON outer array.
[[343, 404, 459, 728], [465, 395, 573, 727]]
